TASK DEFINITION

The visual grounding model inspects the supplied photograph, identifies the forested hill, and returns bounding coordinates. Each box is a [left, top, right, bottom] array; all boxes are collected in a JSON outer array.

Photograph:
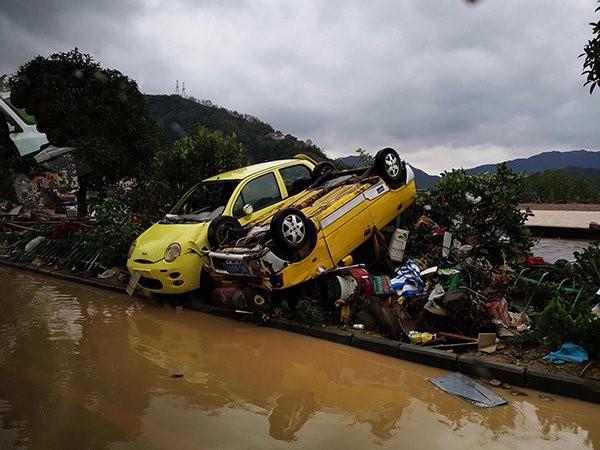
[[145, 94, 327, 163]]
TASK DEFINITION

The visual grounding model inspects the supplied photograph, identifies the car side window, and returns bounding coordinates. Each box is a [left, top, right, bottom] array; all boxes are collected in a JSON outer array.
[[280, 164, 312, 196], [233, 172, 282, 218]]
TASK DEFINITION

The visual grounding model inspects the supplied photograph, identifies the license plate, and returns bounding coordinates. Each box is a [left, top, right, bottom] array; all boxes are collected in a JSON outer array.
[[222, 262, 250, 275], [126, 270, 142, 296]]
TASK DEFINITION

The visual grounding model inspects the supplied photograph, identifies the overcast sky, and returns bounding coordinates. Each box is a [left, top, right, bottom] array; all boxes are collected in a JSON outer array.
[[2, 0, 600, 174]]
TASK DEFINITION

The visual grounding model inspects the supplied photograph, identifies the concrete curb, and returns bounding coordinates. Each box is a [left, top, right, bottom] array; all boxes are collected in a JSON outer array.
[[397, 343, 458, 371], [266, 318, 311, 335], [457, 354, 526, 386], [3, 259, 600, 404], [350, 334, 401, 357], [308, 326, 353, 345], [525, 370, 600, 403]]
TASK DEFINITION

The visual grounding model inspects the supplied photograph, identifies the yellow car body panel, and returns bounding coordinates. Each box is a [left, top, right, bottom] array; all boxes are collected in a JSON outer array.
[[127, 157, 315, 294], [128, 222, 210, 293]]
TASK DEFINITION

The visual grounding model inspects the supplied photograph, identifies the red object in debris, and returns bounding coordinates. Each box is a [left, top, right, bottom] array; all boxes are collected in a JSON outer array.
[[50, 223, 87, 239], [350, 267, 373, 297], [433, 226, 448, 235], [526, 257, 546, 266]]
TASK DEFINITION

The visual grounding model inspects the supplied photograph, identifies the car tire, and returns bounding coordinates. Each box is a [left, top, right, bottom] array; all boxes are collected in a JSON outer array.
[[311, 161, 337, 181], [375, 148, 405, 187], [271, 207, 310, 251], [207, 215, 241, 247]]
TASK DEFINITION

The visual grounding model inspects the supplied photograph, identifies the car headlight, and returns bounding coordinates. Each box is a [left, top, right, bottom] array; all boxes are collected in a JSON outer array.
[[128, 241, 137, 259], [164, 243, 181, 262]]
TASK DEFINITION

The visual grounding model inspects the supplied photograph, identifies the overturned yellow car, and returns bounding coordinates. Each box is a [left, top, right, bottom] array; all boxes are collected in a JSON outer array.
[[203, 148, 417, 291]]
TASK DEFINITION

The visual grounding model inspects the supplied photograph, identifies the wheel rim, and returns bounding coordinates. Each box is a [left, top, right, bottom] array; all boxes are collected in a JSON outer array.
[[282, 214, 305, 244], [384, 153, 400, 178]]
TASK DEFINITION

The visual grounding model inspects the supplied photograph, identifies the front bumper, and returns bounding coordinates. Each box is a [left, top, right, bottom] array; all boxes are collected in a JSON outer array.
[[203, 246, 289, 289], [127, 252, 203, 294]]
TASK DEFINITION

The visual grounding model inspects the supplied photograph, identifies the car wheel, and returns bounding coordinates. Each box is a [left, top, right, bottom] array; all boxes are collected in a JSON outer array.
[[271, 207, 310, 250], [311, 161, 337, 181], [375, 148, 405, 187], [207, 215, 241, 247]]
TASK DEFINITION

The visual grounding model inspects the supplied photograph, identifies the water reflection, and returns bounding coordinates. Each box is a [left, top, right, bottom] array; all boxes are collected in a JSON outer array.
[[1, 266, 600, 449]]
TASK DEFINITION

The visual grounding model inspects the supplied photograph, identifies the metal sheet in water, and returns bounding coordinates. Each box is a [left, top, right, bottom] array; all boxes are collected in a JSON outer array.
[[429, 372, 508, 408]]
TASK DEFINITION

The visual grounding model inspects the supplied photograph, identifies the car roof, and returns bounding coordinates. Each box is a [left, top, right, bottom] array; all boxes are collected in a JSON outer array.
[[203, 157, 313, 182]]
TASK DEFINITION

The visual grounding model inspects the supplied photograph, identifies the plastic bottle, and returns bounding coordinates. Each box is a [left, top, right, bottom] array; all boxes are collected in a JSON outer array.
[[409, 331, 436, 344]]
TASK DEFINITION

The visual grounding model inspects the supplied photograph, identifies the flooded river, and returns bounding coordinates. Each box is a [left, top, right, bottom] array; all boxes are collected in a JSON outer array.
[[2, 266, 600, 449]]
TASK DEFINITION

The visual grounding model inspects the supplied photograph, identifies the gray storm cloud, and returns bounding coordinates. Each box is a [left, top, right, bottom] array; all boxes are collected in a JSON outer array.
[[1, 0, 599, 173]]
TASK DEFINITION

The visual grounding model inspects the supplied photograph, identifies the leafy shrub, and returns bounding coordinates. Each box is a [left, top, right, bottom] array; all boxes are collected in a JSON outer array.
[[535, 293, 600, 356], [573, 241, 600, 285], [80, 197, 143, 267], [296, 298, 324, 325], [417, 164, 533, 265]]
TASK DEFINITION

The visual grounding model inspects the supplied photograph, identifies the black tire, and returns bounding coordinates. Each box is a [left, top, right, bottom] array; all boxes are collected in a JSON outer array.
[[271, 207, 310, 251], [374, 148, 405, 187], [311, 161, 337, 181], [207, 215, 241, 247]]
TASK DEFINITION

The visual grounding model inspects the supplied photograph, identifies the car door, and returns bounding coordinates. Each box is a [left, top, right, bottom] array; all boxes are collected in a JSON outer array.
[[231, 172, 283, 225]]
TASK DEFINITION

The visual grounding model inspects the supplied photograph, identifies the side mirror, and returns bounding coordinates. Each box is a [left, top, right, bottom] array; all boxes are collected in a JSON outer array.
[[243, 204, 254, 216]]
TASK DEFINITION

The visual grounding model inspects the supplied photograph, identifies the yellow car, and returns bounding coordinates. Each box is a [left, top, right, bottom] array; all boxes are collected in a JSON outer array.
[[203, 148, 417, 292], [127, 155, 316, 294]]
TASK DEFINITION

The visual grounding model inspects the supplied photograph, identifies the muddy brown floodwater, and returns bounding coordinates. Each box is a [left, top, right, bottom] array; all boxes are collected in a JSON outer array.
[[1, 266, 600, 449]]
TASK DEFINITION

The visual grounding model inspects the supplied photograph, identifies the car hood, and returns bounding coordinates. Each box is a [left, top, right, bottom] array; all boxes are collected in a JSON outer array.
[[131, 222, 211, 262]]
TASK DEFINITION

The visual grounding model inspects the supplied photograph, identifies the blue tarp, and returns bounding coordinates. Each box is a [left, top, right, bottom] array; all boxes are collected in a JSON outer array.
[[543, 342, 589, 364]]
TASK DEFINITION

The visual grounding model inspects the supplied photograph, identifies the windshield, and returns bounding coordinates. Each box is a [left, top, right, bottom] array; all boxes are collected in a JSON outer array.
[[161, 180, 239, 224]]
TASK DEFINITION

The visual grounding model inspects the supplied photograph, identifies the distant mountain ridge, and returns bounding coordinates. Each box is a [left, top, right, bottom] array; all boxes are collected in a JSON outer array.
[[465, 150, 600, 175], [337, 149, 600, 189]]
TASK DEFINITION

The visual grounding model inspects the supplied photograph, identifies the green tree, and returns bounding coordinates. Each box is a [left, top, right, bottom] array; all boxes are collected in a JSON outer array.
[[582, 1, 600, 93], [418, 164, 533, 264], [9, 48, 164, 216], [130, 127, 245, 215]]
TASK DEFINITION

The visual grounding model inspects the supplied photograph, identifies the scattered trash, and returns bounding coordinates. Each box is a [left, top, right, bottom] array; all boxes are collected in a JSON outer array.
[[429, 372, 508, 408], [389, 228, 409, 262], [409, 331, 436, 344], [352, 324, 365, 330], [543, 342, 589, 365], [424, 284, 447, 316], [511, 390, 527, 397], [25, 236, 46, 253], [390, 260, 423, 297], [539, 394, 554, 402], [97, 268, 117, 279], [477, 333, 497, 353]]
